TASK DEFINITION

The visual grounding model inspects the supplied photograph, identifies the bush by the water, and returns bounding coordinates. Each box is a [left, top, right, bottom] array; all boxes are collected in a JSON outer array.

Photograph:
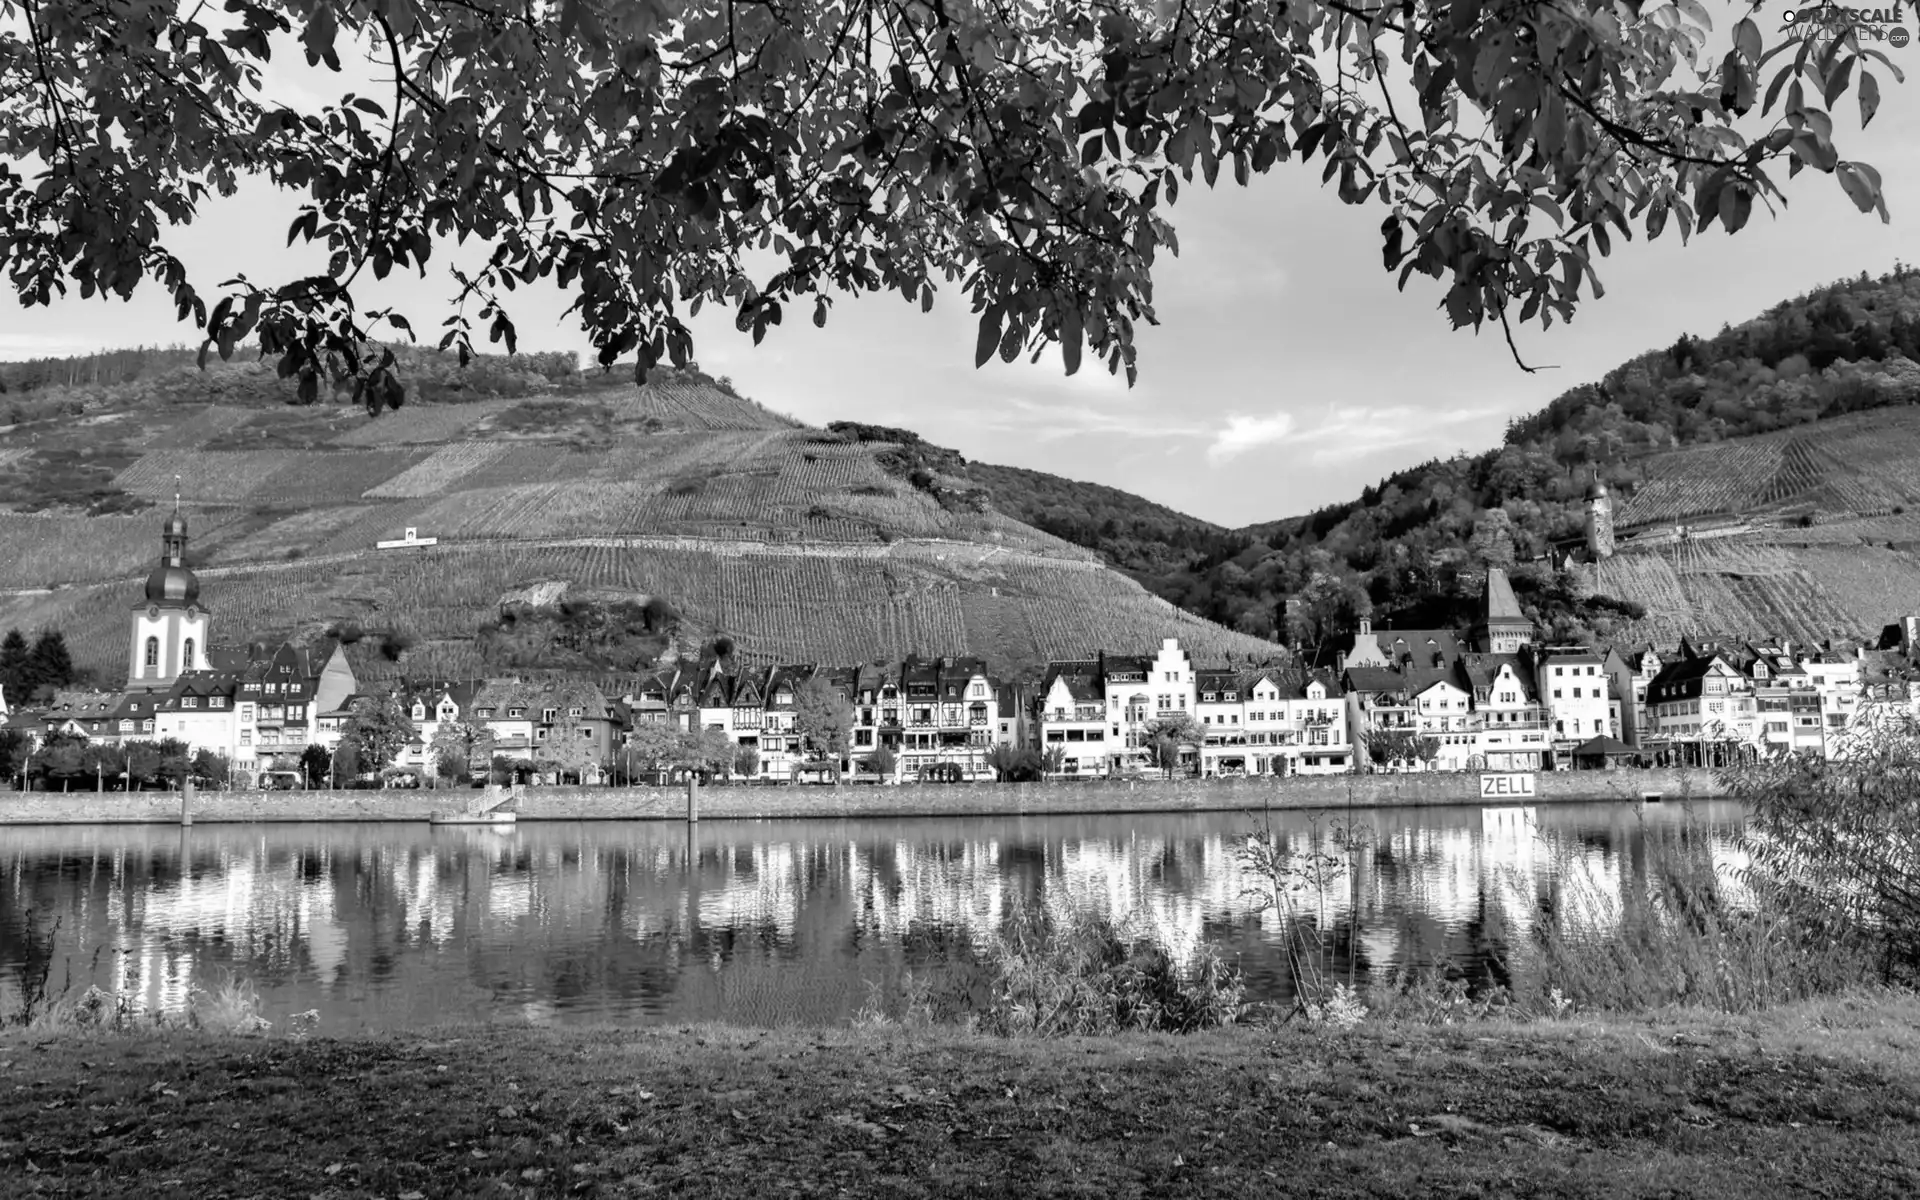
[[856, 901, 1245, 1037], [1724, 719, 1920, 988]]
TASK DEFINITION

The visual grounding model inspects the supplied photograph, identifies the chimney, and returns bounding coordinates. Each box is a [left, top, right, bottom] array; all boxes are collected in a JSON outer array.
[[1359, 617, 1372, 636]]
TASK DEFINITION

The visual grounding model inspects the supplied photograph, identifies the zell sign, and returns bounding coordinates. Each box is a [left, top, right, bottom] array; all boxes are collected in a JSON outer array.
[[1481, 772, 1537, 799]]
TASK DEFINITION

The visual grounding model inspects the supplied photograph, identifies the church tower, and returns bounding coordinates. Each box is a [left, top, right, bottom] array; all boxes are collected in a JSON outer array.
[[127, 501, 209, 691], [1472, 567, 1535, 654], [1583, 468, 1615, 559]]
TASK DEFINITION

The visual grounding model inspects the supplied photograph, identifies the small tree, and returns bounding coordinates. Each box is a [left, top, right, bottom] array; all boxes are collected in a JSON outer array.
[[430, 717, 495, 784], [190, 748, 232, 789], [1, 726, 32, 785], [83, 742, 128, 789], [1144, 713, 1205, 779], [792, 676, 854, 764], [732, 743, 761, 781], [41, 733, 87, 791], [155, 738, 192, 789], [298, 743, 332, 788], [331, 739, 363, 785], [0, 629, 29, 700], [1362, 728, 1422, 772], [985, 742, 1026, 782], [863, 745, 897, 781], [1414, 736, 1443, 771], [27, 630, 75, 699], [624, 720, 688, 779], [342, 694, 416, 771], [1040, 746, 1068, 777], [125, 740, 162, 789]]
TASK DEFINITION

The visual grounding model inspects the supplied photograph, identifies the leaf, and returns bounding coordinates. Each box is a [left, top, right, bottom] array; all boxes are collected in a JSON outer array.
[[1733, 17, 1762, 62], [1859, 70, 1880, 128], [1823, 56, 1855, 110], [1061, 307, 1083, 376], [974, 307, 1003, 369], [1719, 186, 1752, 235], [1837, 162, 1889, 222]]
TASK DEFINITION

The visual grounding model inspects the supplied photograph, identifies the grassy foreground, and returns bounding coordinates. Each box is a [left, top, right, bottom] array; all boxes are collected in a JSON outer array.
[[4, 998, 1920, 1198]]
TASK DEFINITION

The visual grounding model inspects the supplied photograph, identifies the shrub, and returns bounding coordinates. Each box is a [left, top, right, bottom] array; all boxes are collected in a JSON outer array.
[[1514, 803, 1880, 1014], [1723, 721, 1920, 988], [665, 475, 705, 496], [971, 899, 1246, 1036]]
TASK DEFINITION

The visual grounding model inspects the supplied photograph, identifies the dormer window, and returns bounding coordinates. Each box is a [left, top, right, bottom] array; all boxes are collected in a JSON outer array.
[[569, 706, 584, 718], [508, 707, 525, 718], [543, 708, 557, 722], [182, 696, 197, 708], [476, 707, 494, 718]]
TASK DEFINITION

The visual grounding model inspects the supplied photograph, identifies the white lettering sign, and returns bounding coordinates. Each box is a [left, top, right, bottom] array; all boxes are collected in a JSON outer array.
[[1480, 772, 1537, 799]]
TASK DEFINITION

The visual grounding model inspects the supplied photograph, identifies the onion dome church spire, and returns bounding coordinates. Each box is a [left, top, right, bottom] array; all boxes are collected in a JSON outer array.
[[128, 488, 210, 690]]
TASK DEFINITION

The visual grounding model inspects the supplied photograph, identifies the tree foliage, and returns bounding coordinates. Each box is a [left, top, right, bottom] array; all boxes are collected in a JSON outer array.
[[341, 693, 416, 769], [791, 675, 854, 760], [0, 1, 1895, 397], [430, 716, 494, 781]]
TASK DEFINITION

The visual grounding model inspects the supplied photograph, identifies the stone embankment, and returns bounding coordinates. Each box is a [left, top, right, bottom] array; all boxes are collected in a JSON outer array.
[[0, 769, 1724, 824]]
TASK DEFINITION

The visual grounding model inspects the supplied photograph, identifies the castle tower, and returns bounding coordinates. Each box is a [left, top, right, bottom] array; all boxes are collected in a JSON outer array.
[[1584, 468, 1615, 559], [127, 499, 210, 691]]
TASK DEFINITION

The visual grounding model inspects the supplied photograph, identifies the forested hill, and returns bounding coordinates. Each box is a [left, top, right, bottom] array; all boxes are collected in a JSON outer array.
[[969, 265, 1920, 654], [958, 462, 1239, 580]]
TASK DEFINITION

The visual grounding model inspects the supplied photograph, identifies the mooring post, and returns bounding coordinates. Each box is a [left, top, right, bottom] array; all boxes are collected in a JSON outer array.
[[180, 777, 195, 827], [686, 774, 699, 823]]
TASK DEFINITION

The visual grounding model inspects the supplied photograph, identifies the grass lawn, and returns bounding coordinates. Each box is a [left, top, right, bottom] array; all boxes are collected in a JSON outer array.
[[3, 996, 1918, 1198]]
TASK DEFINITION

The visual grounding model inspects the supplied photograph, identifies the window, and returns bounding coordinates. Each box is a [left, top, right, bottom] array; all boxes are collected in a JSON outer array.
[[508, 707, 525, 718], [569, 706, 584, 717], [536, 728, 548, 741], [144, 637, 159, 669], [239, 730, 251, 746], [477, 707, 493, 718], [543, 707, 558, 722], [183, 638, 195, 668], [1572, 687, 1581, 698], [182, 696, 197, 708], [119, 720, 133, 733], [141, 720, 153, 733], [212, 696, 226, 708], [1553, 689, 1562, 699]]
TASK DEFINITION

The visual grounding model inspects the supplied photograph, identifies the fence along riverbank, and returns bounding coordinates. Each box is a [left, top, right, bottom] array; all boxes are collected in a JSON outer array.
[[0, 768, 1721, 824]]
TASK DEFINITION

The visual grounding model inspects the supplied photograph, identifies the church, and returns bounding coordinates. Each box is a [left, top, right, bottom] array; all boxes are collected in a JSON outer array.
[[32, 508, 358, 780]]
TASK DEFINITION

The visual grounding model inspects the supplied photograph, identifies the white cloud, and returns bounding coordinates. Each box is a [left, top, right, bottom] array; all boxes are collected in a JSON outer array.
[[1205, 412, 1297, 464], [964, 396, 1209, 443], [1295, 403, 1504, 464]]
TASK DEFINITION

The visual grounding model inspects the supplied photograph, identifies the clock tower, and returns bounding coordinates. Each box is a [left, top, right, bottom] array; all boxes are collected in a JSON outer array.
[[127, 504, 209, 691]]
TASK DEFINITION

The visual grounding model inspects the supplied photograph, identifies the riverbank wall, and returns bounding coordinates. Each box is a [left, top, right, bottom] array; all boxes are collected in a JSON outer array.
[[0, 768, 1724, 824]]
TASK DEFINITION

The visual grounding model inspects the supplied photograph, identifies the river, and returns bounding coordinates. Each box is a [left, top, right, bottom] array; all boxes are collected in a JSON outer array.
[[0, 800, 1745, 1030]]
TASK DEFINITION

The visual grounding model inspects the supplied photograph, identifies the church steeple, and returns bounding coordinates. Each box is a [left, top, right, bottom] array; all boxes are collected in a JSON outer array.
[[128, 500, 210, 691]]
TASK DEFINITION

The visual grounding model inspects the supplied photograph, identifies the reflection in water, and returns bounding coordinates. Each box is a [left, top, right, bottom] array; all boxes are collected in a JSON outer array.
[[0, 802, 1743, 1030]]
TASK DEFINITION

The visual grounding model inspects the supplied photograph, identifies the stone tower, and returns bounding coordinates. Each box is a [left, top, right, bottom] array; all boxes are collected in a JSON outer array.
[[127, 503, 210, 691], [1583, 468, 1615, 559]]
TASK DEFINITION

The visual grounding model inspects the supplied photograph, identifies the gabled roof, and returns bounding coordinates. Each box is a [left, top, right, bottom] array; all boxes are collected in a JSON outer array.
[[1041, 660, 1102, 705], [1343, 666, 1411, 697], [1460, 653, 1536, 696]]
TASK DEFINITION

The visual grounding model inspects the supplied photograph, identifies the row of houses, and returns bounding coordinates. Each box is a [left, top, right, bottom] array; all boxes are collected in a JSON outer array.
[[4, 513, 1916, 784]]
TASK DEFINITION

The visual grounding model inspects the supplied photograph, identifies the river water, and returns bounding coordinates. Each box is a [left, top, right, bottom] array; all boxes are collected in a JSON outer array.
[[0, 800, 1744, 1030]]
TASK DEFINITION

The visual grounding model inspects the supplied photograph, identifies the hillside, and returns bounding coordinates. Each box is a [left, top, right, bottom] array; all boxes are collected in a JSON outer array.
[[0, 358, 1286, 686], [996, 265, 1920, 653]]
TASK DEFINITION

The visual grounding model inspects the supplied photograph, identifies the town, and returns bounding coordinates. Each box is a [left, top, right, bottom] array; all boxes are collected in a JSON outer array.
[[4, 503, 1917, 791]]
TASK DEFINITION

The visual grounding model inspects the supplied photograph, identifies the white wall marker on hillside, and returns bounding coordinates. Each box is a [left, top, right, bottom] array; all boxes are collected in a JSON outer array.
[[376, 527, 439, 550]]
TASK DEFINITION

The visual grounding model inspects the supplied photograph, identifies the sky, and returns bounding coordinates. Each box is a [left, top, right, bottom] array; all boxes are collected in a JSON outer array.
[[5, 7, 1918, 528]]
